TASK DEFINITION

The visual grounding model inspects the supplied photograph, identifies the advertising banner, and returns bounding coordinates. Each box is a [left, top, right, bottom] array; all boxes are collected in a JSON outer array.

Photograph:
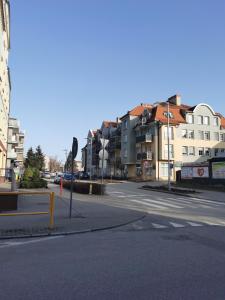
[[212, 162, 225, 179], [181, 167, 193, 179], [193, 167, 209, 178]]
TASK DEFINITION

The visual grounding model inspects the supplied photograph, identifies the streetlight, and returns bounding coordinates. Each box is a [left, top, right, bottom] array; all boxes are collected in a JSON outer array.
[[153, 101, 171, 190], [166, 101, 171, 191], [85, 136, 93, 194]]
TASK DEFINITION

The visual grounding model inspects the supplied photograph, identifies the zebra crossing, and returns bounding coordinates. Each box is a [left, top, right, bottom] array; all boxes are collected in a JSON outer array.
[[129, 219, 225, 231], [107, 190, 225, 211]]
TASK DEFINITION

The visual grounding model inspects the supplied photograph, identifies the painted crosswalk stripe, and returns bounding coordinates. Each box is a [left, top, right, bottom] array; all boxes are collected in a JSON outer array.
[[130, 199, 166, 209], [187, 222, 203, 227], [142, 199, 183, 209], [169, 222, 185, 228], [152, 223, 168, 229]]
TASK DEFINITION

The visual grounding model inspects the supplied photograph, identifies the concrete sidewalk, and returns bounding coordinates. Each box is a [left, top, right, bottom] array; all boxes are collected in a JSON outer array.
[[0, 183, 145, 239]]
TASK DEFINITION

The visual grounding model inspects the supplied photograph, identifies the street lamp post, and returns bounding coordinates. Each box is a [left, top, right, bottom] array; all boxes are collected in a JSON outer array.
[[167, 101, 171, 191]]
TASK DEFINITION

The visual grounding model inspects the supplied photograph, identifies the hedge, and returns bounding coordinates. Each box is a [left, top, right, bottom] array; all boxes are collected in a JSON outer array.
[[63, 181, 105, 195], [20, 179, 48, 189]]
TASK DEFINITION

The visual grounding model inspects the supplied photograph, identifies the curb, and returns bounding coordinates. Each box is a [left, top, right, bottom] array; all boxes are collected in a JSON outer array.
[[0, 214, 147, 240]]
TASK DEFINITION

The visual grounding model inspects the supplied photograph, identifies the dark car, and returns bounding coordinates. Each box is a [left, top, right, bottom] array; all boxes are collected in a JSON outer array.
[[63, 173, 77, 181], [78, 171, 90, 180]]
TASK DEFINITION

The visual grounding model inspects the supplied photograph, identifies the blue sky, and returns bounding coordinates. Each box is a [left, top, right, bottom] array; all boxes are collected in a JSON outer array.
[[10, 0, 225, 162]]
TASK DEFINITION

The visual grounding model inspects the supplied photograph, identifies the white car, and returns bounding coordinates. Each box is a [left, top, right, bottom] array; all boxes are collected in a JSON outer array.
[[54, 174, 63, 184]]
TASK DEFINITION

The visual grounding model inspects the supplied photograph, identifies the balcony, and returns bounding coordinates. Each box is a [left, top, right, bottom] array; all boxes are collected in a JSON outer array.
[[136, 151, 153, 161], [8, 136, 18, 144], [7, 150, 17, 159], [8, 119, 20, 129], [136, 134, 152, 144]]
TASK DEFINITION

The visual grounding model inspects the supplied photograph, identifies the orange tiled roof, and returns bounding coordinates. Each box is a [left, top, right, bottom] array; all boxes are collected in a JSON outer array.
[[221, 117, 225, 129], [129, 104, 152, 116], [153, 103, 186, 124], [102, 121, 118, 128]]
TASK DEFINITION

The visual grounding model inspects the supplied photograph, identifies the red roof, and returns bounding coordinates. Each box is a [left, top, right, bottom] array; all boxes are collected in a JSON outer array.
[[152, 103, 186, 125], [102, 120, 118, 128]]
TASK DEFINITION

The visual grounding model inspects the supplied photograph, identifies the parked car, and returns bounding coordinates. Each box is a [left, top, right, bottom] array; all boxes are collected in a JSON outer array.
[[43, 172, 51, 179], [54, 173, 63, 184], [63, 173, 77, 181], [78, 171, 90, 180]]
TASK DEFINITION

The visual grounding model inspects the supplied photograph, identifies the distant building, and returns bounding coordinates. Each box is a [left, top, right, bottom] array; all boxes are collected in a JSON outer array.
[[44, 156, 50, 171], [0, 0, 10, 181], [7, 117, 25, 169]]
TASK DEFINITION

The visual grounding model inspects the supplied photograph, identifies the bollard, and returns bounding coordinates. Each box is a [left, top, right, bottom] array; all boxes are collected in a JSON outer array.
[[60, 177, 63, 197], [49, 192, 55, 229], [89, 183, 93, 195]]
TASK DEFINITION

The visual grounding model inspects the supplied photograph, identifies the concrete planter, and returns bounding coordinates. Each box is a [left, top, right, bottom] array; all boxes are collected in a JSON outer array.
[[0, 193, 18, 211]]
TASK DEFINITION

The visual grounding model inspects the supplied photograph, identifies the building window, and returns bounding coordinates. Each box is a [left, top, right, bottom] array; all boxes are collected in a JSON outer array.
[[124, 120, 128, 129], [182, 129, 187, 138], [204, 131, 210, 140], [197, 115, 203, 125], [205, 148, 210, 156], [213, 117, 219, 126], [164, 112, 174, 118], [220, 133, 224, 142], [204, 116, 210, 125], [198, 147, 204, 156], [182, 146, 188, 155], [160, 163, 169, 177], [198, 130, 204, 140], [164, 127, 174, 140], [215, 148, 219, 156], [164, 144, 174, 159], [189, 146, 195, 156], [124, 149, 127, 157], [124, 135, 128, 143], [188, 130, 194, 139], [187, 114, 194, 124], [214, 132, 219, 141]]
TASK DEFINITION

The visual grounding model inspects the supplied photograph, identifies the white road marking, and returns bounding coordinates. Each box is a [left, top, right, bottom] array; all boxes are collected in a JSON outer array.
[[169, 222, 185, 228], [0, 236, 62, 249], [130, 199, 167, 210], [142, 199, 183, 209], [187, 222, 203, 227], [152, 223, 168, 229]]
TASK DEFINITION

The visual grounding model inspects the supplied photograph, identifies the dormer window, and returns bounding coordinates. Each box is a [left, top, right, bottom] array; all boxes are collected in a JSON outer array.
[[164, 112, 174, 118]]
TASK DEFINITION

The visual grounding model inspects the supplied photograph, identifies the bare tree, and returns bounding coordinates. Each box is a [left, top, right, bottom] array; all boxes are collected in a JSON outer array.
[[49, 156, 63, 172]]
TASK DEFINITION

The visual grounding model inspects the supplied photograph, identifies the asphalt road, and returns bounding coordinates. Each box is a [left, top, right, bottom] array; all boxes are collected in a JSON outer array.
[[1, 182, 225, 300]]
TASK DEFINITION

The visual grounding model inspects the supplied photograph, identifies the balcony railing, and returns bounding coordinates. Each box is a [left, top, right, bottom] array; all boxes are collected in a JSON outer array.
[[8, 119, 20, 128], [136, 151, 153, 161], [136, 134, 152, 143], [7, 150, 17, 159]]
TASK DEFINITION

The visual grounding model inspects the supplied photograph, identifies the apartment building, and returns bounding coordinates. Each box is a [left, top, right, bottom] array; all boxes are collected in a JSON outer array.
[[120, 104, 152, 179], [84, 95, 225, 181], [0, 0, 10, 180], [7, 117, 25, 169], [134, 95, 225, 181]]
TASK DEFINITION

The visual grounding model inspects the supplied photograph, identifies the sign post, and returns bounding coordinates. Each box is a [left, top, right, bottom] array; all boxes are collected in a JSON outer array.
[[69, 137, 78, 218]]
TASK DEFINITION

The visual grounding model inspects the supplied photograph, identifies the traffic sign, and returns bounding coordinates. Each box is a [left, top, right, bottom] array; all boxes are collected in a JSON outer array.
[[72, 137, 78, 159]]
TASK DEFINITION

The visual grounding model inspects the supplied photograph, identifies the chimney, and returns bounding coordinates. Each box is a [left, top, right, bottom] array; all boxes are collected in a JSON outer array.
[[168, 94, 181, 106]]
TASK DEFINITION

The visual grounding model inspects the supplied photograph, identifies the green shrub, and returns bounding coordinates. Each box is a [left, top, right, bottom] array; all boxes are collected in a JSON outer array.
[[63, 181, 105, 195], [20, 179, 48, 189]]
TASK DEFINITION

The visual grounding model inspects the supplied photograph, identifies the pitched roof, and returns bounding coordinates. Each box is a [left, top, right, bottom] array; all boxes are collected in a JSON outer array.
[[120, 104, 152, 119], [221, 117, 225, 129], [153, 103, 186, 124], [102, 120, 118, 128]]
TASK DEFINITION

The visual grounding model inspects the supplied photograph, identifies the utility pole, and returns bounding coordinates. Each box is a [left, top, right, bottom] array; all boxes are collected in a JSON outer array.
[[167, 101, 171, 191]]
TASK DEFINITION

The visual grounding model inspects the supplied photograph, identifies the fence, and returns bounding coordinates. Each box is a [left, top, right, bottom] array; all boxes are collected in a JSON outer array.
[[0, 191, 55, 229]]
